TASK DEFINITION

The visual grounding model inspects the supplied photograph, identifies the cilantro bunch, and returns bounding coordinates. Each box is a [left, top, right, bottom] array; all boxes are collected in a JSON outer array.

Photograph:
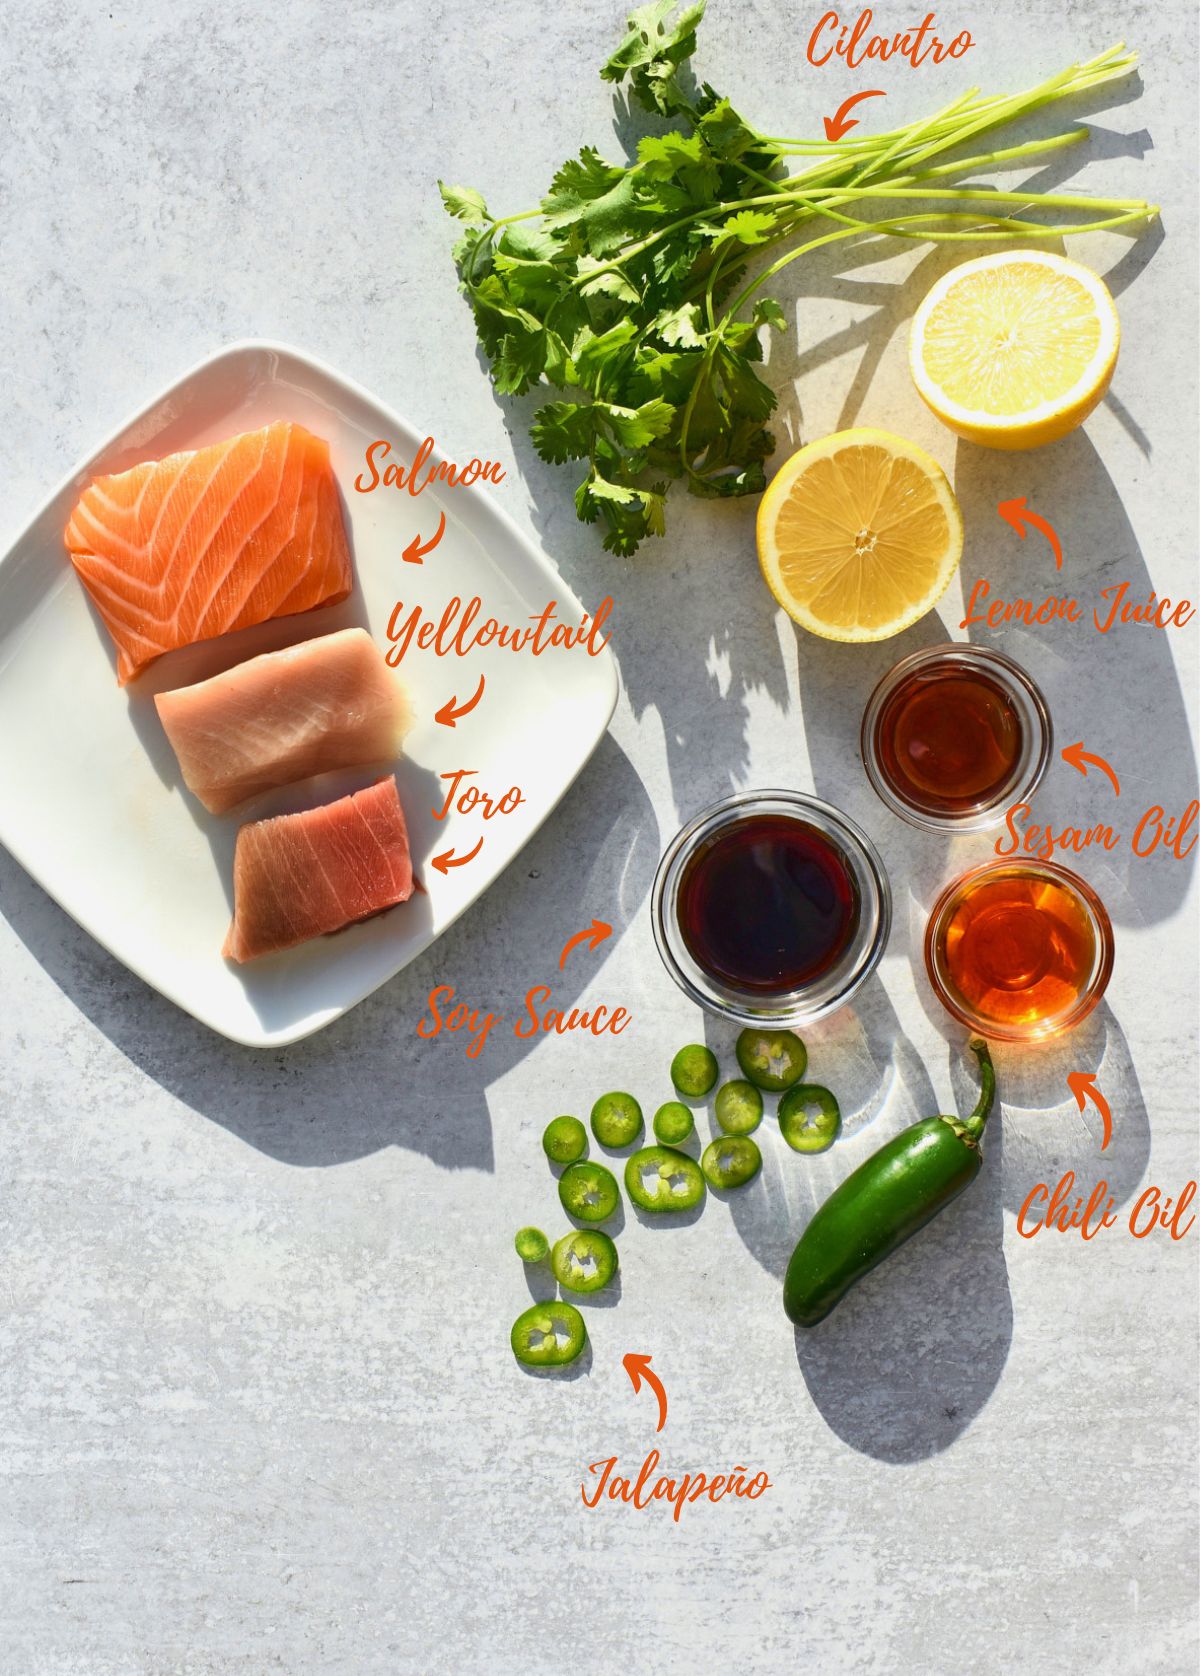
[[442, 1, 1155, 555]]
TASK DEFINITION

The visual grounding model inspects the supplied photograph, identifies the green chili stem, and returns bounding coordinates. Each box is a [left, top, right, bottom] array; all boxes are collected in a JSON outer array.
[[963, 1039, 996, 1142]]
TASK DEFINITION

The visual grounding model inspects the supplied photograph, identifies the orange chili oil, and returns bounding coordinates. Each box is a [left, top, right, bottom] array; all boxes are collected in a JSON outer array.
[[873, 661, 1023, 814], [676, 814, 860, 993], [936, 869, 1097, 1028]]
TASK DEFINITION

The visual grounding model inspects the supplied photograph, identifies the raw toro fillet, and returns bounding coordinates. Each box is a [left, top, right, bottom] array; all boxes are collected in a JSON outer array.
[[155, 628, 411, 814], [223, 776, 414, 963], [64, 421, 353, 683]]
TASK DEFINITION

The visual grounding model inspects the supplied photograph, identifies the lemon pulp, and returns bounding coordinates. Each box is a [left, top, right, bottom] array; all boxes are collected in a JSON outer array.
[[910, 250, 1119, 450], [756, 428, 963, 643]]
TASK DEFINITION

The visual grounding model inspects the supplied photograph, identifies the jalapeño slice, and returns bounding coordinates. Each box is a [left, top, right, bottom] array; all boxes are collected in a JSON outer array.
[[543, 1116, 587, 1165], [778, 1084, 842, 1153], [558, 1160, 621, 1223], [735, 1028, 808, 1092], [551, 1229, 619, 1294], [590, 1091, 644, 1149], [714, 1079, 764, 1135], [624, 1145, 706, 1214], [514, 1226, 549, 1262], [670, 1043, 719, 1097], [701, 1135, 763, 1190], [510, 1300, 587, 1368], [653, 1101, 695, 1144]]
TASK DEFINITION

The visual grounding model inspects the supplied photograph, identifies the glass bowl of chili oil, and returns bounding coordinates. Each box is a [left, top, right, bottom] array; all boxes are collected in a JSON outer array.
[[924, 858, 1114, 1041]]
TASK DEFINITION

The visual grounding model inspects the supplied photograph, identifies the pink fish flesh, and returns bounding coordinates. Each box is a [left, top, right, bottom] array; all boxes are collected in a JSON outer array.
[[155, 627, 410, 814], [223, 776, 414, 963]]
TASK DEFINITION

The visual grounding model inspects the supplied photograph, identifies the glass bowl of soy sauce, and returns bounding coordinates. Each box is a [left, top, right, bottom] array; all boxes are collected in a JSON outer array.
[[651, 790, 892, 1026]]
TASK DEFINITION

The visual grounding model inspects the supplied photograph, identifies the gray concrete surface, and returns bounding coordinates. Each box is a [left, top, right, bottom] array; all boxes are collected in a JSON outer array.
[[1, 2, 1197, 1671]]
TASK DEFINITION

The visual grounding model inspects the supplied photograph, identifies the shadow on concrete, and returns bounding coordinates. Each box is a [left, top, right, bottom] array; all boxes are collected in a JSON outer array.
[[0, 732, 659, 1174]]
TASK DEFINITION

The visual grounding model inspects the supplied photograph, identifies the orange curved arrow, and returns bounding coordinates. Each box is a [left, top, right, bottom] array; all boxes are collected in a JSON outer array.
[[559, 917, 612, 971], [435, 673, 486, 729], [402, 508, 447, 564], [1068, 1071, 1112, 1151], [623, 1352, 667, 1432], [998, 496, 1062, 570], [823, 89, 886, 142], [430, 834, 483, 875], [1062, 741, 1121, 797]]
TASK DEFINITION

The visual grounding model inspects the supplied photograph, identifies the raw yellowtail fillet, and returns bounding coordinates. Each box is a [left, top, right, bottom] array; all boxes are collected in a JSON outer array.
[[155, 627, 411, 814]]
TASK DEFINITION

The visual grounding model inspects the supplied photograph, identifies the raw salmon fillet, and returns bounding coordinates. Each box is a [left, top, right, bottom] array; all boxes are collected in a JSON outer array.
[[223, 776, 414, 963], [155, 628, 410, 814], [65, 421, 353, 683]]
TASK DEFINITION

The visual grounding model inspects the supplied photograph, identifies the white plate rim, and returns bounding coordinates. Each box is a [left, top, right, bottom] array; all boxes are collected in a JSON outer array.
[[0, 338, 620, 1047]]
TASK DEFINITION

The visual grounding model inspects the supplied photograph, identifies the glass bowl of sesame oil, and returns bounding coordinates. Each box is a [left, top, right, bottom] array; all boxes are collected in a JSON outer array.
[[861, 644, 1051, 832]]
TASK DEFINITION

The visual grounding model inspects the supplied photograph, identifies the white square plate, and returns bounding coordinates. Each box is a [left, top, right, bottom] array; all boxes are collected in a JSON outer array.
[[0, 342, 617, 1045]]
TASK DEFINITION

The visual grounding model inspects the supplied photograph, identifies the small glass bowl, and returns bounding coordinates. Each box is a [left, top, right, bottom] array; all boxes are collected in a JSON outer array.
[[924, 859, 1114, 1042], [861, 643, 1052, 833], [651, 789, 892, 1027]]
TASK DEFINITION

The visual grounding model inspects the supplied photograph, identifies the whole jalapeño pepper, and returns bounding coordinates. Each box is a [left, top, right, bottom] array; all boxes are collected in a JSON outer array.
[[784, 1038, 996, 1328]]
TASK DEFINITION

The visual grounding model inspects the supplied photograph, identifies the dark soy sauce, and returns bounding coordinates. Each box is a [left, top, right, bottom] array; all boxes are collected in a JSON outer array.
[[677, 814, 861, 993]]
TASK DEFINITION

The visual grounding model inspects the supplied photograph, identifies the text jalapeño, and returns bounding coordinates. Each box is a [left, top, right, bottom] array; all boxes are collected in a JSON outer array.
[[582, 1449, 771, 1522]]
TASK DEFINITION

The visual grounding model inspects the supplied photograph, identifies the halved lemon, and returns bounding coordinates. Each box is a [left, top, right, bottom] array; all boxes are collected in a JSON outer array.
[[910, 250, 1120, 450], [756, 428, 963, 642]]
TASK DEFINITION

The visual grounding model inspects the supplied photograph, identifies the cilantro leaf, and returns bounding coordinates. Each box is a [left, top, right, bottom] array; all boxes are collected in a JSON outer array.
[[540, 147, 652, 255], [697, 99, 770, 164], [576, 255, 641, 304], [439, 181, 490, 223], [531, 401, 598, 462], [752, 297, 788, 332], [493, 330, 546, 395], [637, 132, 720, 203], [601, 1, 707, 117], [715, 343, 776, 421], [601, 397, 676, 448], [497, 224, 558, 262], [573, 320, 640, 396], [714, 208, 776, 246], [542, 146, 624, 215], [587, 474, 640, 506]]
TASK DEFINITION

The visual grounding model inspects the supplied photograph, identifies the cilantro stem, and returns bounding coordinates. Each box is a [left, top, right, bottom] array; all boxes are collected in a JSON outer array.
[[677, 186, 1154, 480], [762, 44, 1137, 151], [448, 16, 1156, 554], [568, 171, 1150, 298], [678, 224, 870, 483]]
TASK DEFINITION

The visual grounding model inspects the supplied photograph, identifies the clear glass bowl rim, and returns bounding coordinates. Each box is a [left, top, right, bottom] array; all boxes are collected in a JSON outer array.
[[860, 641, 1053, 834], [923, 857, 1115, 1041], [650, 788, 893, 1027]]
